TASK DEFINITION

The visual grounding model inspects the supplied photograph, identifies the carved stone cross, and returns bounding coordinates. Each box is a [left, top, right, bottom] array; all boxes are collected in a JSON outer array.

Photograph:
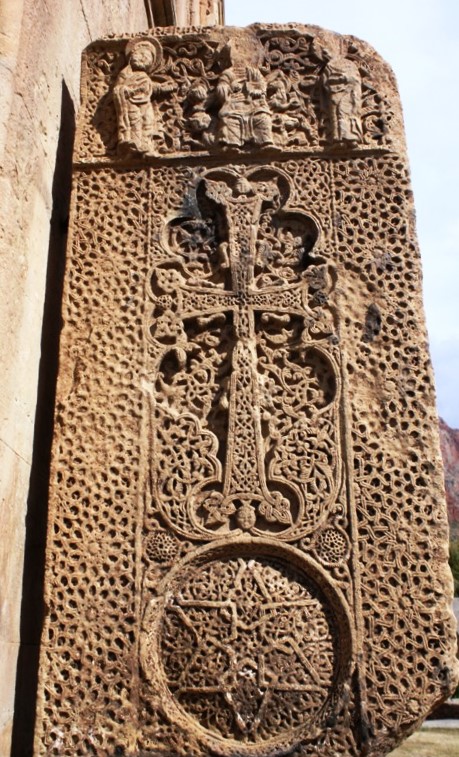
[[33, 23, 458, 757], [150, 168, 324, 537]]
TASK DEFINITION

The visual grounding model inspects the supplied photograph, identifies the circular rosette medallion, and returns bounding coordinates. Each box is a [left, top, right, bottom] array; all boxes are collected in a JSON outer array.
[[141, 539, 353, 756]]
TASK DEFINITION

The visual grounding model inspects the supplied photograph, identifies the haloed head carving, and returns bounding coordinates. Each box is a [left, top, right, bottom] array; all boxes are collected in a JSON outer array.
[[113, 38, 175, 157]]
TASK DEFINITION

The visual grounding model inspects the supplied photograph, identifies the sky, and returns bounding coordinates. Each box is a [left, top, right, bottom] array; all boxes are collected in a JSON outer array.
[[226, 0, 459, 427]]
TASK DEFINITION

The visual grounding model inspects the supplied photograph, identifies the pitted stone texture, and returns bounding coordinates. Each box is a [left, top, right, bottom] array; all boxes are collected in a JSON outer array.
[[0, 2, 150, 753], [33, 24, 458, 757]]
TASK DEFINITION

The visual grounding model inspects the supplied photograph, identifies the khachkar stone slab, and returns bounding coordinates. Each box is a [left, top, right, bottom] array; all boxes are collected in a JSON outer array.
[[34, 23, 458, 757]]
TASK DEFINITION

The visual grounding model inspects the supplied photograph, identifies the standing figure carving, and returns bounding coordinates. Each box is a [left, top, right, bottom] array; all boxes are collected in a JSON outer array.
[[32, 23, 459, 757], [216, 39, 273, 148], [319, 40, 363, 147], [113, 39, 173, 156]]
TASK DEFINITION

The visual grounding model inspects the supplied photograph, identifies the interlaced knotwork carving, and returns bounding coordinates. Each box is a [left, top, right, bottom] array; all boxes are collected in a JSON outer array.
[[147, 167, 343, 541], [33, 23, 458, 757], [164, 558, 335, 740], [141, 543, 353, 756]]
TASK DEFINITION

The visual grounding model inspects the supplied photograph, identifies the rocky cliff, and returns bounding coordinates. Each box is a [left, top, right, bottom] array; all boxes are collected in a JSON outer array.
[[439, 419, 459, 540]]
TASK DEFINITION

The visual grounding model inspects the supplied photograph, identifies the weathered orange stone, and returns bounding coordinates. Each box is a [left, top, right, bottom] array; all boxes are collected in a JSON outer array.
[[33, 24, 458, 756]]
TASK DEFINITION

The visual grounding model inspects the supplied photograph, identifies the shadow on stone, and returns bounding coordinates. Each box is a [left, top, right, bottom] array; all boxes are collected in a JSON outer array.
[[10, 79, 75, 757]]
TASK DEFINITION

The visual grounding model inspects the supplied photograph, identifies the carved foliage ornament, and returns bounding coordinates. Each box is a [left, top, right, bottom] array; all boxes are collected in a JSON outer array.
[[75, 25, 399, 162], [33, 23, 458, 757], [147, 167, 341, 542]]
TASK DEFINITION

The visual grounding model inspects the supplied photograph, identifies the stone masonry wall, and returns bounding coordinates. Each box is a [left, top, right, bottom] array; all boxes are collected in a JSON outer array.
[[0, 3, 150, 753]]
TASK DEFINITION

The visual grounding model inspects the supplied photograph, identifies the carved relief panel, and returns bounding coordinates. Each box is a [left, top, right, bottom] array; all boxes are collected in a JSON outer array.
[[34, 24, 457, 757], [76, 26, 401, 162]]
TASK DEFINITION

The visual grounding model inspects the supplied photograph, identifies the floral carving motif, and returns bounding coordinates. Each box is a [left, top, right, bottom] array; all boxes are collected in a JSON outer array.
[[79, 26, 397, 162], [147, 167, 342, 541]]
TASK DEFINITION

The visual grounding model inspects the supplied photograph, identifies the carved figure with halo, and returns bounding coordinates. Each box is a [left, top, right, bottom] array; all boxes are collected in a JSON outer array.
[[113, 38, 174, 156]]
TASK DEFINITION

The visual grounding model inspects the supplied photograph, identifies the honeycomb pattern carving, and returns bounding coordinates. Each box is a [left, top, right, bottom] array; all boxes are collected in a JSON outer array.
[[33, 23, 458, 757], [313, 526, 349, 566], [145, 529, 180, 562], [36, 168, 149, 753], [330, 155, 459, 744]]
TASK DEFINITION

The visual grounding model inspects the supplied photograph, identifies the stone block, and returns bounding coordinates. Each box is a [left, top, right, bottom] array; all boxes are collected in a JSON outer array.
[[32, 24, 459, 756]]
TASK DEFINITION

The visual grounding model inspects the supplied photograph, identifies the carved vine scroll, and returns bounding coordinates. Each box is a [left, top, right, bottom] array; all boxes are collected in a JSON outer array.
[[33, 23, 458, 757], [147, 167, 342, 542], [75, 26, 401, 162]]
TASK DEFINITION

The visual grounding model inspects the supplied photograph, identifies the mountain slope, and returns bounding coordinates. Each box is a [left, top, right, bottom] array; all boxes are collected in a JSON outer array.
[[439, 418, 459, 540]]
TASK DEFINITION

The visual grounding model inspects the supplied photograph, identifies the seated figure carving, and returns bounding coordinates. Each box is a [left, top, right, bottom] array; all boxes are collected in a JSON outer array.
[[216, 39, 273, 148]]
